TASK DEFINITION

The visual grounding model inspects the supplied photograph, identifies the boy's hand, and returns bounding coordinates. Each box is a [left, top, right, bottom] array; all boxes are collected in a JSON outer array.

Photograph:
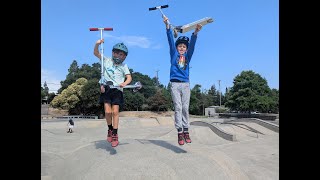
[[194, 24, 202, 35], [163, 16, 169, 25], [119, 83, 127, 88], [100, 85, 105, 93], [96, 39, 104, 45]]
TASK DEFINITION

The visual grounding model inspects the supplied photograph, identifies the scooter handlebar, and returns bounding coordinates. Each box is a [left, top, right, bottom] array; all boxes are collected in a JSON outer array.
[[161, 5, 169, 9], [89, 28, 113, 31], [149, 4, 169, 11]]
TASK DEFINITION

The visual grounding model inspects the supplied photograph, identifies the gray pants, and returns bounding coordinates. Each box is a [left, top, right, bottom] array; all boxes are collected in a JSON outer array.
[[170, 82, 190, 131]]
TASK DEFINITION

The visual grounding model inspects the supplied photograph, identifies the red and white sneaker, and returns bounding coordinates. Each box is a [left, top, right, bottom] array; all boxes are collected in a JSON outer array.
[[183, 132, 192, 143], [107, 130, 112, 143], [111, 134, 119, 147], [178, 133, 184, 145]]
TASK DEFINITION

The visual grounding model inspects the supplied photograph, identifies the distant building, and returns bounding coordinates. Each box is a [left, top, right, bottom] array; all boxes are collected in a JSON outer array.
[[205, 106, 220, 117]]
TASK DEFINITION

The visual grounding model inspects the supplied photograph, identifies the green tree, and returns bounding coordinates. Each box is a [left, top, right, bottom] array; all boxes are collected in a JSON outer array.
[[189, 84, 202, 115], [59, 60, 79, 93], [41, 86, 46, 103], [70, 78, 102, 115], [207, 85, 218, 106], [123, 91, 145, 111], [147, 89, 171, 111], [269, 88, 279, 113], [58, 61, 101, 94], [51, 78, 88, 110], [43, 81, 49, 96], [152, 76, 164, 88], [162, 87, 173, 110], [47, 92, 56, 104], [41, 86, 45, 98], [77, 63, 101, 80], [224, 70, 275, 113], [130, 70, 157, 99]]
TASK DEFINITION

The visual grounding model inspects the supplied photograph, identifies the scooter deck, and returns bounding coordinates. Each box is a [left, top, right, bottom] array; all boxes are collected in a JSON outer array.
[[109, 83, 142, 92], [106, 81, 142, 90], [109, 85, 140, 89], [175, 17, 213, 33]]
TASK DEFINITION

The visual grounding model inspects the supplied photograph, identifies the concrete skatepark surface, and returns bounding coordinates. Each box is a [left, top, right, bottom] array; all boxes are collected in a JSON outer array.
[[41, 116, 279, 180]]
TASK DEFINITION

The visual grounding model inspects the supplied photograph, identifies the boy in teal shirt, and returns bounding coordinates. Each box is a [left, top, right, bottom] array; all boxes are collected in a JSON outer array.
[[94, 39, 132, 147]]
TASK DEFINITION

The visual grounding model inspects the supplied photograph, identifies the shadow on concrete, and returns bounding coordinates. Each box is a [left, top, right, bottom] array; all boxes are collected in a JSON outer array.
[[135, 139, 187, 154], [93, 140, 118, 155]]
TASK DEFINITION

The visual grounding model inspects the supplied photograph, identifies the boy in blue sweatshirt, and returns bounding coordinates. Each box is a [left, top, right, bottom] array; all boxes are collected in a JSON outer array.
[[163, 16, 202, 145]]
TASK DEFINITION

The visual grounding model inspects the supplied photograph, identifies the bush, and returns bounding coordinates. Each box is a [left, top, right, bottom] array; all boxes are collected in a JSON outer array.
[[215, 107, 228, 113]]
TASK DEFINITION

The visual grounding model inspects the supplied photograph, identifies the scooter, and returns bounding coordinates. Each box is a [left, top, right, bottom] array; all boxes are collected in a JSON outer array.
[[89, 27, 113, 83], [149, 5, 214, 37]]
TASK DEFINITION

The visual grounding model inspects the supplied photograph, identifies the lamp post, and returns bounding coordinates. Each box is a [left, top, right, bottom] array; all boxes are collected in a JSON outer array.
[[218, 80, 221, 106], [202, 88, 207, 116]]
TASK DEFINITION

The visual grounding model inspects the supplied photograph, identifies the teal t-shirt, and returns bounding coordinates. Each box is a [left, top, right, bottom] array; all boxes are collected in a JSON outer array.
[[99, 56, 130, 91]]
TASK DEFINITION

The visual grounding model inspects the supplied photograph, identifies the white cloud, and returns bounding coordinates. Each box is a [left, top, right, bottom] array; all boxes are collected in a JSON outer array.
[[104, 34, 161, 49], [41, 69, 62, 94]]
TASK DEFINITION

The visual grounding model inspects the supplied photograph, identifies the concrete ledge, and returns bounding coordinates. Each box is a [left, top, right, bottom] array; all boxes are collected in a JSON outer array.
[[219, 113, 277, 121], [41, 116, 54, 119], [56, 115, 98, 119], [230, 118, 279, 133], [41, 115, 98, 120], [190, 121, 236, 141]]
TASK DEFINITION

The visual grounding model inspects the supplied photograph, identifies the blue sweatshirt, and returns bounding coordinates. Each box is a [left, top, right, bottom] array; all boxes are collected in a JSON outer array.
[[166, 28, 197, 82]]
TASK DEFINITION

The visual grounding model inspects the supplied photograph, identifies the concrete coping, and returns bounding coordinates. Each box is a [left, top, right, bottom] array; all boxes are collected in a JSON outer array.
[[190, 121, 236, 141], [57, 115, 98, 119], [227, 118, 279, 133]]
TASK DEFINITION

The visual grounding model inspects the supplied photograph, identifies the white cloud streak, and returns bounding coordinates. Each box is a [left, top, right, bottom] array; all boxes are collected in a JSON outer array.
[[104, 34, 161, 49]]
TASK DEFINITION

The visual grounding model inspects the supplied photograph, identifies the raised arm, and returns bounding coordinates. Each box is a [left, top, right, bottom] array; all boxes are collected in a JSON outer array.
[[163, 16, 176, 57], [187, 24, 202, 61], [163, 15, 170, 30], [93, 39, 104, 60]]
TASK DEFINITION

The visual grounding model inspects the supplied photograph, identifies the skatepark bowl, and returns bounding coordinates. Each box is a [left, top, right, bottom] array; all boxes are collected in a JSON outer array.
[[41, 115, 279, 180]]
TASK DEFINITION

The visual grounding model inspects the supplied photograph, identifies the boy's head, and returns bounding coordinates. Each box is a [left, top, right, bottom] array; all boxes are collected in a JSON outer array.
[[112, 42, 128, 64], [175, 36, 189, 54]]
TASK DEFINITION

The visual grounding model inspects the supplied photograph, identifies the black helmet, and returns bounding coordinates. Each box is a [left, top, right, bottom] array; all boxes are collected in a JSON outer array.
[[175, 36, 189, 48]]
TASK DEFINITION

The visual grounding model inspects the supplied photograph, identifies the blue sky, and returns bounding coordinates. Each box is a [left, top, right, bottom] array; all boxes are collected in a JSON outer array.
[[41, 0, 279, 94]]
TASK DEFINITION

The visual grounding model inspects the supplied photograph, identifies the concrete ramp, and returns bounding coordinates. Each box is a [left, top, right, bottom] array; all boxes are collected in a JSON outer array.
[[189, 126, 233, 145], [218, 121, 278, 141], [155, 116, 174, 126]]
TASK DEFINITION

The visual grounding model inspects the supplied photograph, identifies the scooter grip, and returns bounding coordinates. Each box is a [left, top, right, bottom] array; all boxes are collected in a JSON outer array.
[[89, 28, 113, 31], [149, 7, 157, 11], [161, 5, 169, 9], [103, 28, 113, 31], [89, 28, 99, 31]]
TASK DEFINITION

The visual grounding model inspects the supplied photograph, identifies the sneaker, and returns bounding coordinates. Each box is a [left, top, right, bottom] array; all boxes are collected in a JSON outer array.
[[111, 134, 119, 147], [178, 133, 184, 145], [107, 130, 112, 143], [183, 132, 192, 143]]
